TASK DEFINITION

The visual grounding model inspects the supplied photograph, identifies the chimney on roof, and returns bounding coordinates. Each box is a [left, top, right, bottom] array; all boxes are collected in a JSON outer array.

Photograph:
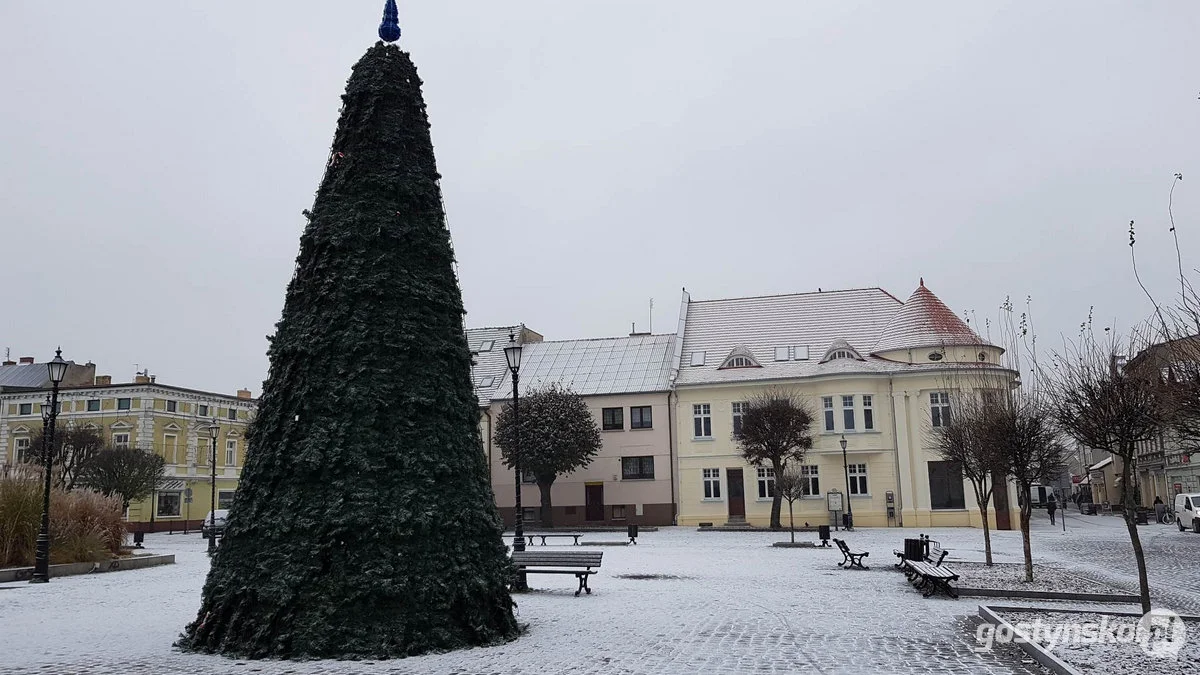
[[95, 375, 112, 386], [1, 360, 14, 366], [134, 374, 151, 384], [19, 357, 34, 365], [237, 388, 252, 400]]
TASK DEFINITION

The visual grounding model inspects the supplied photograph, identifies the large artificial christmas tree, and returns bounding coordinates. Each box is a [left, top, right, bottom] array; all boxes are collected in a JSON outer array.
[[179, 3, 519, 659]]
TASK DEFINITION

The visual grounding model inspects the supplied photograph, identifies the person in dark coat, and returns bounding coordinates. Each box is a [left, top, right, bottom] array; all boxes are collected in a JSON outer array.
[[1155, 496, 1166, 523], [1047, 493, 1058, 525]]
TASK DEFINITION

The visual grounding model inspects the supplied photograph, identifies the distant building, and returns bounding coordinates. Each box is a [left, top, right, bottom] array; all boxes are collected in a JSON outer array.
[[0, 370, 256, 532], [0, 355, 95, 392], [486, 333, 678, 527]]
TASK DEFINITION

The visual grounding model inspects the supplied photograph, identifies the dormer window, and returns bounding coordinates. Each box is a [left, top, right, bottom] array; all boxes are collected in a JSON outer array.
[[820, 340, 864, 364], [928, 352, 944, 362], [718, 346, 761, 369]]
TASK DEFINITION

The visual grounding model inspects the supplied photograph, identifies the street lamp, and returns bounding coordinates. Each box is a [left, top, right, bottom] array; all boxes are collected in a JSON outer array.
[[31, 349, 69, 584], [840, 434, 854, 531], [504, 333, 526, 590], [207, 418, 219, 554]]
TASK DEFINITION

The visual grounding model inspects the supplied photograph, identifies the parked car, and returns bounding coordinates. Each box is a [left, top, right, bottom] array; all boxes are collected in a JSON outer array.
[[202, 509, 229, 538], [1173, 494, 1200, 532]]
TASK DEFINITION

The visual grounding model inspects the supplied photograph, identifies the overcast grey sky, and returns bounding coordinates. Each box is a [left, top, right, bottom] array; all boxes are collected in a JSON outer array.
[[1, 2, 1196, 395]]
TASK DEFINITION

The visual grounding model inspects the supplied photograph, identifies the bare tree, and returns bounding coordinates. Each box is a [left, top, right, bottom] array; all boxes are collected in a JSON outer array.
[[984, 396, 1065, 583], [931, 395, 1005, 565], [494, 383, 602, 528], [1048, 335, 1159, 612], [773, 467, 807, 543], [735, 389, 816, 529], [29, 427, 106, 491]]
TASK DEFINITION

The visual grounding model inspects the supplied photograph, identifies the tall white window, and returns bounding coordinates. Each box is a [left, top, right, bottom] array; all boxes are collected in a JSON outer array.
[[842, 395, 855, 431], [112, 433, 130, 449], [703, 468, 721, 499], [199, 438, 211, 466], [225, 439, 237, 466], [863, 395, 875, 430], [693, 404, 712, 438], [849, 463, 868, 495], [822, 397, 835, 432], [757, 467, 776, 499], [930, 392, 951, 427], [731, 402, 747, 438], [163, 434, 178, 464], [15, 437, 31, 463], [800, 465, 819, 495]]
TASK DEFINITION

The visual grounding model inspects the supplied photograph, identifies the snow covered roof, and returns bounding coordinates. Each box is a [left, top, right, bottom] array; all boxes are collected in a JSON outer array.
[[1089, 456, 1114, 472], [490, 334, 677, 400], [872, 280, 989, 353], [467, 325, 541, 406], [676, 288, 903, 385]]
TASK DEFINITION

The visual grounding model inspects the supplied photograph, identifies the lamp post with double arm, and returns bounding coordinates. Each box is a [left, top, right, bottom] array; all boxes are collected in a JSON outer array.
[[504, 334, 526, 590], [30, 349, 69, 584]]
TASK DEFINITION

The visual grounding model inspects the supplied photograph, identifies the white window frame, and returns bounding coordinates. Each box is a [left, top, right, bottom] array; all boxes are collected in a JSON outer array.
[[756, 467, 775, 500], [690, 351, 706, 367], [166, 400, 177, 413], [157, 491, 182, 518], [800, 465, 819, 496], [731, 402, 747, 438], [225, 439, 237, 466], [199, 438, 212, 466], [163, 434, 178, 464], [774, 347, 789, 361], [702, 468, 722, 499], [930, 392, 951, 428], [849, 463, 868, 495], [18, 403, 32, 416], [14, 436, 31, 463], [117, 398, 132, 411], [842, 395, 856, 431], [863, 395, 874, 430], [112, 433, 131, 449], [86, 399, 101, 412], [693, 404, 712, 439], [830, 349, 855, 360], [822, 397, 835, 432]]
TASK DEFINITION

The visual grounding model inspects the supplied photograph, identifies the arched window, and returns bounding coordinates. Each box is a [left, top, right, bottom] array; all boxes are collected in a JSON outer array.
[[718, 347, 761, 370]]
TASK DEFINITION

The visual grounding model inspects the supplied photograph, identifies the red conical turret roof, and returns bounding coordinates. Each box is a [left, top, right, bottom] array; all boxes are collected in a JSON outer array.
[[872, 281, 987, 353]]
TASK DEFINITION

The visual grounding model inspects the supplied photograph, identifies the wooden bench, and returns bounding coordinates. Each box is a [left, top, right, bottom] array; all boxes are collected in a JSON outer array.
[[833, 538, 869, 570], [523, 533, 584, 546], [901, 559, 959, 598], [511, 550, 603, 596]]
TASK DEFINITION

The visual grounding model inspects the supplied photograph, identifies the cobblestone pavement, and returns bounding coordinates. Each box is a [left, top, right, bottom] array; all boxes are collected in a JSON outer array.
[[5, 522, 1168, 675]]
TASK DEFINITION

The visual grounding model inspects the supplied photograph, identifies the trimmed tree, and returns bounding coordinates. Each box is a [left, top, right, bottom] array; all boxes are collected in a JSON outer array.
[[178, 19, 519, 659], [735, 390, 816, 529], [29, 427, 106, 491], [774, 467, 806, 543], [76, 447, 165, 512], [494, 384, 602, 528]]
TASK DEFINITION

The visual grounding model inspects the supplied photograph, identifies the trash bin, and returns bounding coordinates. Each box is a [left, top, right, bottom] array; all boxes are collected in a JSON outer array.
[[903, 538, 923, 561], [627, 523, 639, 544], [1135, 509, 1149, 525]]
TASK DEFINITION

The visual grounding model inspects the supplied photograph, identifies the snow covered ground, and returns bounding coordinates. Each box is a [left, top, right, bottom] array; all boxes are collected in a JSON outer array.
[[0, 512, 1194, 674]]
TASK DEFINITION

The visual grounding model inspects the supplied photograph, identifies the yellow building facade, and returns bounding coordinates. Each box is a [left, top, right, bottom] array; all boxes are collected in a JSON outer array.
[[673, 283, 1021, 530], [0, 374, 256, 532]]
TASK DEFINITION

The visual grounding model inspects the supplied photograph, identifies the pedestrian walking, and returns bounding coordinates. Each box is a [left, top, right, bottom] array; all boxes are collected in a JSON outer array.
[[1154, 496, 1166, 524], [1047, 493, 1058, 525]]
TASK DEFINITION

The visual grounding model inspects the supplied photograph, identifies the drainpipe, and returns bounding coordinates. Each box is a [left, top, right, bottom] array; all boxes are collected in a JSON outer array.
[[668, 390, 676, 525], [889, 376, 904, 527]]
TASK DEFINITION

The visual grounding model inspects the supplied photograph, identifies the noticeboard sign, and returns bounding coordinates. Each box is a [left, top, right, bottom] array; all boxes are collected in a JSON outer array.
[[827, 490, 843, 513]]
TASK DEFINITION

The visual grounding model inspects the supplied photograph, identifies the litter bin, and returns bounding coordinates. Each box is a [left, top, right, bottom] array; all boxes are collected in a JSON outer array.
[[818, 525, 830, 546], [903, 538, 923, 561], [627, 523, 639, 545]]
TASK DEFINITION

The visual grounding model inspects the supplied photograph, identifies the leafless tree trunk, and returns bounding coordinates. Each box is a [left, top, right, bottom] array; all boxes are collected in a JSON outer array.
[[1119, 453, 1152, 614], [537, 479, 555, 528]]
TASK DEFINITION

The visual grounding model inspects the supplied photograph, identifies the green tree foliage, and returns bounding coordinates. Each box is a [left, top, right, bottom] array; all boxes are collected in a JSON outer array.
[[28, 427, 106, 491], [178, 43, 519, 659], [735, 390, 815, 529], [76, 447, 165, 511], [494, 384, 602, 528]]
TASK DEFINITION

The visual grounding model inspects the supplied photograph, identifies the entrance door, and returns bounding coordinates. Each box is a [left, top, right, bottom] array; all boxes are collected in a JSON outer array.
[[727, 469, 745, 518], [585, 483, 605, 521]]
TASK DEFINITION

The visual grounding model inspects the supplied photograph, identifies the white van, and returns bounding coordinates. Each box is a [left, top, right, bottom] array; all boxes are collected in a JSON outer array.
[[1174, 494, 1200, 532]]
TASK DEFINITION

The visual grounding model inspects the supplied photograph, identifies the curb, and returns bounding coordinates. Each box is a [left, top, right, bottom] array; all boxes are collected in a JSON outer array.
[[977, 604, 1084, 675], [959, 587, 1142, 603], [0, 554, 175, 583]]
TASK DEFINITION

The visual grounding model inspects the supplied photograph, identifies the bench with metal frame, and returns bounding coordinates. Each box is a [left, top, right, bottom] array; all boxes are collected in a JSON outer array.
[[898, 538, 957, 598], [833, 538, 870, 570], [524, 533, 585, 546], [511, 550, 603, 596]]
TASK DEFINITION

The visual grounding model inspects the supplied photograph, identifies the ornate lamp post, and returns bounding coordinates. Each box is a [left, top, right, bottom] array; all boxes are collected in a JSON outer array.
[[503, 334, 526, 590], [840, 434, 854, 530], [207, 418, 219, 554], [31, 349, 69, 584]]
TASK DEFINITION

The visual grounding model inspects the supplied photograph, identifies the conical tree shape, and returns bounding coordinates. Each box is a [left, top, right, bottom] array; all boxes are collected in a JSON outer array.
[[178, 42, 519, 659]]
